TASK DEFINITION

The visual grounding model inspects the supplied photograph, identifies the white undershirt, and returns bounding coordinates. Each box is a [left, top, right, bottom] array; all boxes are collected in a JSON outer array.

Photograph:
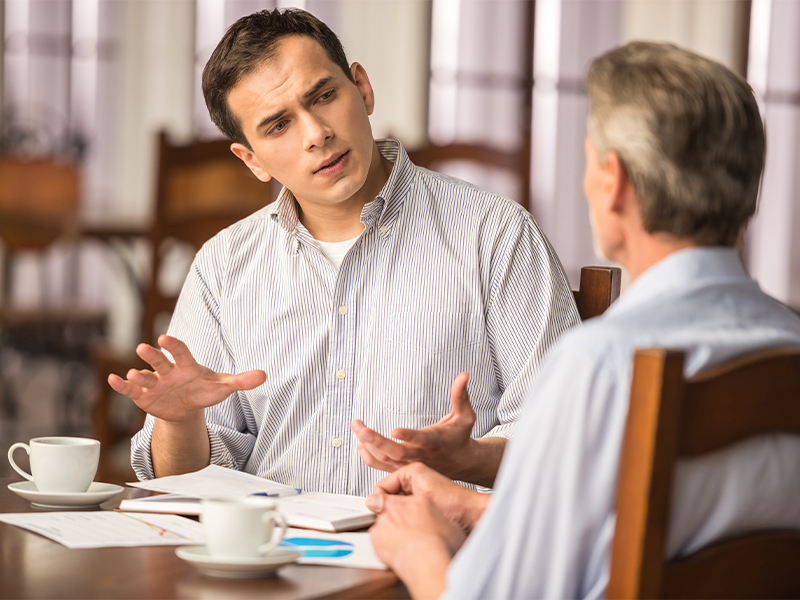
[[316, 236, 360, 271]]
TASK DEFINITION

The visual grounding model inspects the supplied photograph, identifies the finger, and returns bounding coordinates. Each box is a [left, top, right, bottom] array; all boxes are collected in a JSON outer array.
[[136, 343, 175, 375], [356, 440, 399, 473], [374, 471, 406, 496], [226, 369, 266, 392], [107, 373, 142, 400], [391, 427, 428, 445], [125, 369, 159, 389], [357, 428, 410, 465], [157, 335, 198, 369]]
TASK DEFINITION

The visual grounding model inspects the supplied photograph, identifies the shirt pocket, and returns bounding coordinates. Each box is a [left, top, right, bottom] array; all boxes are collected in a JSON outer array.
[[379, 312, 483, 416], [386, 311, 482, 354]]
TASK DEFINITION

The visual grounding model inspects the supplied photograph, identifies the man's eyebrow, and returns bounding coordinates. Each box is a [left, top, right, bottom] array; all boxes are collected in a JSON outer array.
[[304, 77, 332, 99], [257, 109, 287, 133], [255, 77, 334, 133]]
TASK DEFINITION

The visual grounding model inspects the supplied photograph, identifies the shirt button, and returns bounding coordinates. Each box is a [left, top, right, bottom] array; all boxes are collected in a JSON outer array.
[[379, 225, 388, 234], [336, 369, 346, 380], [338, 305, 348, 315], [332, 437, 342, 448]]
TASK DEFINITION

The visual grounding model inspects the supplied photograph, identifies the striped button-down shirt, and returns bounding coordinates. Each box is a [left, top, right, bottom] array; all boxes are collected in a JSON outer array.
[[131, 139, 580, 495]]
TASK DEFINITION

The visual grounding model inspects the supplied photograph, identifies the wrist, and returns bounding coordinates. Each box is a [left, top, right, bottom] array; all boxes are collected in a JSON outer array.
[[454, 437, 505, 488], [155, 408, 206, 431], [395, 536, 452, 600], [461, 490, 490, 530]]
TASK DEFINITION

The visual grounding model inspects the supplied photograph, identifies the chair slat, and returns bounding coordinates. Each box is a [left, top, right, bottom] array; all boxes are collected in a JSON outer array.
[[663, 530, 800, 599], [680, 349, 800, 456]]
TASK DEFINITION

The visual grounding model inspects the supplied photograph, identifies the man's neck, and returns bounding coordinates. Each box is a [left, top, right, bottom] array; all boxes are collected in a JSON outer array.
[[296, 143, 392, 242], [620, 232, 697, 282]]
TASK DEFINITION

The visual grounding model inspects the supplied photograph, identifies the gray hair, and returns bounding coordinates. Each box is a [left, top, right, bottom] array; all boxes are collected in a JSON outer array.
[[586, 41, 765, 246]]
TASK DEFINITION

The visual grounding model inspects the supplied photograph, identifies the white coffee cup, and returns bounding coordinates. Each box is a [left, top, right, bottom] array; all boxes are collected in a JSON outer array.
[[201, 496, 288, 559], [7, 436, 100, 493]]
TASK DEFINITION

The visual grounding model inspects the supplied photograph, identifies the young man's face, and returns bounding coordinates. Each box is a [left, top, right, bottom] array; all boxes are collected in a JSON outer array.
[[228, 35, 378, 212]]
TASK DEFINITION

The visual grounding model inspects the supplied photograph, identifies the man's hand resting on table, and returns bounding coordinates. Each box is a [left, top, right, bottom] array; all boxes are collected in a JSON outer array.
[[108, 334, 266, 422], [107, 334, 266, 477], [366, 462, 489, 599], [350, 372, 505, 487], [368, 461, 490, 532]]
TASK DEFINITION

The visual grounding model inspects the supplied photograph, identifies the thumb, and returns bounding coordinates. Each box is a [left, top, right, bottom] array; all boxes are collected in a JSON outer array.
[[366, 493, 384, 513], [228, 369, 267, 391], [450, 372, 473, 419]]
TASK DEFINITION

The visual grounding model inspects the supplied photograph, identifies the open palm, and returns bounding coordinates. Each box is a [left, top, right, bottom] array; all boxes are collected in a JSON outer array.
[[108, 334, 266, 423]]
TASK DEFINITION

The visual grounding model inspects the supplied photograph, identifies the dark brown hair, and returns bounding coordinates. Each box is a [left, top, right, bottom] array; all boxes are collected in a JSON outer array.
[[202, 8, 355, 149], [586, 41, 766, 246]]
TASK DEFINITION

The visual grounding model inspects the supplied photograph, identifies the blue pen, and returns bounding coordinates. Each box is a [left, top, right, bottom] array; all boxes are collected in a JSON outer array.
[[251, 488, 301, 497]]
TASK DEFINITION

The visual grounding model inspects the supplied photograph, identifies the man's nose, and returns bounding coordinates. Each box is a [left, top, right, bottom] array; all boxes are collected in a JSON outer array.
[[302, 112, 333, 150]]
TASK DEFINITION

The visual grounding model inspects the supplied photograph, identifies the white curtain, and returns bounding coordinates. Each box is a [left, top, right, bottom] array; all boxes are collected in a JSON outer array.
[[746, 0, 800, 309]]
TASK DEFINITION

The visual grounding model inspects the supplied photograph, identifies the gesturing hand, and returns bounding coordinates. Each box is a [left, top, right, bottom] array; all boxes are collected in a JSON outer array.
[[107, 334, 266, 423], [351, 372, 481, 481]]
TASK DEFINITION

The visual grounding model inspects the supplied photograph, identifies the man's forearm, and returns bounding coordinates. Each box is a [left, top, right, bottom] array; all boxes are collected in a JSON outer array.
[[151, 411, 211, 477]]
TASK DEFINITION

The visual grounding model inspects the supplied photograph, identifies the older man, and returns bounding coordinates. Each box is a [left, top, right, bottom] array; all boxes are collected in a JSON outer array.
[[366, 41, 800, 599]]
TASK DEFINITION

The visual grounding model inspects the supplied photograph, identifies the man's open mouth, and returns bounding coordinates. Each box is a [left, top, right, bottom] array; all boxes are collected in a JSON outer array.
[[315, 151, 349, 174]]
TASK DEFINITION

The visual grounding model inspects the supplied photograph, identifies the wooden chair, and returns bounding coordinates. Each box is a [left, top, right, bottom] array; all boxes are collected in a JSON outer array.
[[609, 347, 800, 599], [0, 156, 106, 430], [573, 266, 621, 320], [91, 131, 271, 482], [406, 143, 532, 210]]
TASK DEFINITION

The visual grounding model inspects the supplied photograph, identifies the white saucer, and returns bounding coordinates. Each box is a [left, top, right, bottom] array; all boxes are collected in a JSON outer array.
[[175, 546, 301, 579], [7, 481, 124, 509]]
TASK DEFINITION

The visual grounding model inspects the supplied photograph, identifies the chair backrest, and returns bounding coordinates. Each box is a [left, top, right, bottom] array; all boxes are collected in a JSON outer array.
[[140, 131, 271, 344], [573, 266, 622, 320], [608, 347, 800, 599], [406, 143, 532, 210], [0, 156, 80, 251]]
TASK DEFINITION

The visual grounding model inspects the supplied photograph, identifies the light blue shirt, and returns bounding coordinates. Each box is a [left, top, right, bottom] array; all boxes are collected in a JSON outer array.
[[131, 139, 580, 495], [444, 247, 800, 599]]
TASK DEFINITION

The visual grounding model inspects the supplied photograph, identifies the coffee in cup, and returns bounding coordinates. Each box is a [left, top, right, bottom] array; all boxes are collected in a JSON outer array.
[[7, 436, 100, 493], [201, 496, 287, 559]]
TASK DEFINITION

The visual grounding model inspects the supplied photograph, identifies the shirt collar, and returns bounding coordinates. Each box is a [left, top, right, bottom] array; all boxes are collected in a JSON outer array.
[[608, 246, 750, 316], [269, 138, 414, 235]]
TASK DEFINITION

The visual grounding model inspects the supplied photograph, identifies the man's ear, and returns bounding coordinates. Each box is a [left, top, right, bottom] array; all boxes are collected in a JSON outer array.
[[603, 151, 630, 213], [230, 143, 272, 183], [350, 62, 375, 116]]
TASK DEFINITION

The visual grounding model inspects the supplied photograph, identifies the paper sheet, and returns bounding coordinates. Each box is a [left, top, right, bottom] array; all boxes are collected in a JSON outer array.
[[280, 527, 386, 570], [0, 511, 204, 549], [127, 464, 300, 498]]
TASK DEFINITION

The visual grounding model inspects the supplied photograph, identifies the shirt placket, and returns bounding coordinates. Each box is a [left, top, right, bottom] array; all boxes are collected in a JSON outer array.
[[324, 205, 384, 495], [324, 264, 357, 495]]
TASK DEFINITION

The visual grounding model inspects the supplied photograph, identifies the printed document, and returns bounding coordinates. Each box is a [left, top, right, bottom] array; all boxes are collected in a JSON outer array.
[[0, 511, 203, 549]]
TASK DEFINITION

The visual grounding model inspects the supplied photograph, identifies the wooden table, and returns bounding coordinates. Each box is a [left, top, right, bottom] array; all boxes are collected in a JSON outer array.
[[0, 478, 406, 599]]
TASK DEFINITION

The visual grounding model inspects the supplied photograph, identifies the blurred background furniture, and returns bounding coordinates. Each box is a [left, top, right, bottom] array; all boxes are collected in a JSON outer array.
[[573, 266, 621, 321], [609, 347, 800, 598], [406, 143, 531, 210], [0, 156, 106, 436], [91, 131, 272, 483]]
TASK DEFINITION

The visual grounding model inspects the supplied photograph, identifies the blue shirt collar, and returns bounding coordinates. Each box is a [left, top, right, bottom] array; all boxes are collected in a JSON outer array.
[[609, 246, 750, 316]]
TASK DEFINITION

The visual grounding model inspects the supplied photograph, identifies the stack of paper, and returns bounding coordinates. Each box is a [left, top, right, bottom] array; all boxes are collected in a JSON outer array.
[[121, 465, 375, 533]]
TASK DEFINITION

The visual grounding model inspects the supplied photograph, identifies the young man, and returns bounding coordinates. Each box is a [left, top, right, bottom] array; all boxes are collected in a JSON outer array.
[[366, 41, 800, 598], [110, 9, 580, 495]]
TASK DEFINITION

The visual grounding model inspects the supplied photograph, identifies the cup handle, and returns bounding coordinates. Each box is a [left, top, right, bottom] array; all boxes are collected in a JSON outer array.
[[258, 511, 287, 555], [7, 443, 33, 482]]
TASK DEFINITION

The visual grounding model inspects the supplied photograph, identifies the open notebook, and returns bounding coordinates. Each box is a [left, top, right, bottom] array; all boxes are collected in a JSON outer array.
[[119, 465, 375, 533]]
